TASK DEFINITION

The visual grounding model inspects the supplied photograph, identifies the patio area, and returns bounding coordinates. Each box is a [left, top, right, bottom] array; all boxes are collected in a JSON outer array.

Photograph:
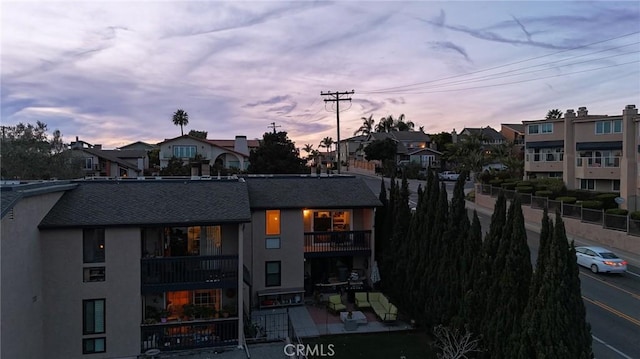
[[250, 292, 411, 340]]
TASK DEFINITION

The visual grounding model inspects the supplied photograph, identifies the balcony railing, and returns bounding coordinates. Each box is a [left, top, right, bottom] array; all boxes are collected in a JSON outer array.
[[304, 230, 371, 256], [141, 255, 238, 292], [141, 318, 238, 352], [576, 156, 620, 168]]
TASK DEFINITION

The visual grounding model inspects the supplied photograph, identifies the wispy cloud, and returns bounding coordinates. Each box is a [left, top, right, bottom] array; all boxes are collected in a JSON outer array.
[[428, 41, 472, 62]]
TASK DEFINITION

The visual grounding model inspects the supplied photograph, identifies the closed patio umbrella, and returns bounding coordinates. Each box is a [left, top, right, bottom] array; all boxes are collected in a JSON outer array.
[[370, 260, 380, 285]]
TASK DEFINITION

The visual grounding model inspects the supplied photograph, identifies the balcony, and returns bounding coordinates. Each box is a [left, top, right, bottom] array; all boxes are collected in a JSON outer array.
[[304, 230, 371, 258], [575, 157, 621, 179], [141, 318, 238, 352], [141, 255, 238, 293]]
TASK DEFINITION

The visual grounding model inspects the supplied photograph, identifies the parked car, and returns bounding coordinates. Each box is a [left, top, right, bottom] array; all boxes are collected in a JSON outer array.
[[438, 171, 460, 181], [575, 246, 627, 274]]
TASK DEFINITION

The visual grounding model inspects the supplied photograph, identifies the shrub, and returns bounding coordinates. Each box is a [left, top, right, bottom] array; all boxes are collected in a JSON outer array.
[[580, 200, 603, 210], [606, 208, 628, 216], [556, 196, 577, 204], [489, 179, 503, 186], [517, 181, 533, 187], [465, 190, 476, 202], [594, 193, 619, 210], [535, 178, 566, 195], [566, 189, 594, 201], [631, 211, 640, 220], [501, 182, 517, 190], [535, 190, 553, 198], [516, 186, 534, 194], [534, 184, 548, 191]]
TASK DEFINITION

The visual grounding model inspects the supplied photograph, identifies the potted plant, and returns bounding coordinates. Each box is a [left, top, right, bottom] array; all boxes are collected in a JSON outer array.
[[182, 304, 197, 320], [222, 304, 237, 317], [159, 310, 170, 323]]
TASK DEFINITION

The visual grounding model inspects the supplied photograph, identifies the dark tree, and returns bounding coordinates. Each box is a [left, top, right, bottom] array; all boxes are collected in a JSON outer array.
[[160, 157, 190, 176], [364, 138, 397, 175], [0, 121, 81, 179], [248, 131, 306, 174], [519, 212, 593, 358], [188, 130, 208, 139]]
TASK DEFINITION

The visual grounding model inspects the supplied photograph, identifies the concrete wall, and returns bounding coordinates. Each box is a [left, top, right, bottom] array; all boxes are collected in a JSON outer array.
[[475, 192, 640, 255], [0, 191, 64, 359], [41, 227, 141, 359]]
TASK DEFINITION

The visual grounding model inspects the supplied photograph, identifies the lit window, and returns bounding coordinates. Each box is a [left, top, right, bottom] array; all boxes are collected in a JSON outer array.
[[83, 229, 105, 263], [266, 210, 280, 236]]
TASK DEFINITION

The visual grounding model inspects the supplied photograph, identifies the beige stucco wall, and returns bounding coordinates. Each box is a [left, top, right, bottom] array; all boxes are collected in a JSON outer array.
[[524, 119, 565, 141], [41, 227, 141, 359], [1, 191, 64, 359], [475, 192, 640, 255], [249, 209, 304, 304], [572, 119, 623, 143]]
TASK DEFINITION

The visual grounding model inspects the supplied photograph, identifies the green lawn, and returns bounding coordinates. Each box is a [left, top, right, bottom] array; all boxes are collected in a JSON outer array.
[[303, 330, 436, 359]]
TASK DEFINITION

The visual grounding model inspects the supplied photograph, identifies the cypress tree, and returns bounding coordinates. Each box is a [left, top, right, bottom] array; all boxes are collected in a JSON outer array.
[[519, 212, 593, 358], [374, 179, 388, 265], [484, 197, 532, 358], [390, 176, 412, 308], [458, 210, 483, 332]]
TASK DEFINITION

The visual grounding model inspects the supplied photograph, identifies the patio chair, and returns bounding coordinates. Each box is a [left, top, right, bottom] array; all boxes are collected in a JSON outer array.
[[327, 294, 346, 313]]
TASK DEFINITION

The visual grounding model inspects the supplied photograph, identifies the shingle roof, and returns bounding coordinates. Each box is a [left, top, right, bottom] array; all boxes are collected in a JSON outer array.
[[39, 180, 251, 228], [461, 127, 505, 141], [2, 182, 78, 219], [244, 176, 382, 209], [501, 123, 525, 134]]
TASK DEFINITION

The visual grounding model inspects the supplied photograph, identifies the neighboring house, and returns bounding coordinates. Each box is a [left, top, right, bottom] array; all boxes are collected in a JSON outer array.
[[117, 141, 158, 152], [500, 123, 526, 159], [208, 137, 260, 156], [0, 174, 381, 359], [158, 135, 250, 171], [407, 147, 442, 170], [338, 135, 368, 163], [358, 131, 431, 164], [70, 137, 145, 177], [523, 105, 639, 210], [457, 126, 506, 146]]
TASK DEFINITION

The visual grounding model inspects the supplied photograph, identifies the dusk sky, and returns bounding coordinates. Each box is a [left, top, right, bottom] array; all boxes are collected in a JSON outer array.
[[2, 1, 639, 151]]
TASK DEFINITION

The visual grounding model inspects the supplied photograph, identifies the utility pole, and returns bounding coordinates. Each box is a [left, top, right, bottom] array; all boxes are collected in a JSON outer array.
[[320, 90, 354, 174], [267, 122, 281, 134]]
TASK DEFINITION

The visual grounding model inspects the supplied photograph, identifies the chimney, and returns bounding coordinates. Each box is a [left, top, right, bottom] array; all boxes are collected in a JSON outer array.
[[451, 129, 458, 144], [577, 107, 588, 117], [234, 135, 249, 156], [94, 144, 102, 150]]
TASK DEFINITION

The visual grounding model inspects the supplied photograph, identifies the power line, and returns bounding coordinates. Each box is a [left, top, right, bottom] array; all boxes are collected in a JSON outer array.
[[361, 31, 640, 94], [267, 122, 281, 134], [320, 90, 354, 174]]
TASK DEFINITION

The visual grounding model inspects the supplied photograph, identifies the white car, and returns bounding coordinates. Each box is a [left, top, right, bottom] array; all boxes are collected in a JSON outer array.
[[438, 171, 460, 181], [575, 246, 627, 274]]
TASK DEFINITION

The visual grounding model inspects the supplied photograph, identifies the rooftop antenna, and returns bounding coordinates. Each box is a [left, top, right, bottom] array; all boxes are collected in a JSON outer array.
[[267, 122, 281, 134]]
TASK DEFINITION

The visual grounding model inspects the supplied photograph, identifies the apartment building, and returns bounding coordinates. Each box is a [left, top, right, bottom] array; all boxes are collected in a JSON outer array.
[[1, 175, 380, 359], [523, 104, 639, 210], [158, 135, 251, 170]]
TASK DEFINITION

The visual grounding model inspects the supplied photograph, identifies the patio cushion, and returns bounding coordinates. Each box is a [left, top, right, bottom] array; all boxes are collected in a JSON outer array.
[[355, 292, 371, 308], [327, 294, 346, 313], [368, 292, 397, 322]]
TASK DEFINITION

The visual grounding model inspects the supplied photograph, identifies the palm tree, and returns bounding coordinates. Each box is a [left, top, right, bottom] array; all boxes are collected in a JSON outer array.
[[172, 109, 189, 136], [353, 115, 375, 136], [395, 114, 414, 131], [375, 115, 395, 133], [302, 144, 314, 159], [545, 109, 563, 120], [320, 137, 334, 155]]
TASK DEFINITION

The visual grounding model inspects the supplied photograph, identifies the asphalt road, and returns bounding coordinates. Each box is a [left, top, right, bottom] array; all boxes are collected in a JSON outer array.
[[358, 174, 640, 359]]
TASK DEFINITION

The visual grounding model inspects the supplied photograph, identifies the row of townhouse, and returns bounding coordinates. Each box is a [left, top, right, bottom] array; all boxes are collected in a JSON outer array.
[[1, 175, 380, 359], [522, 104, 639, 210]]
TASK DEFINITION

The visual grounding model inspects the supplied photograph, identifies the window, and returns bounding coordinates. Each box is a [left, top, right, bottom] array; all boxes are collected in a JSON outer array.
[[528, 124, 539, 134], [265, 237, 280, 249], [580, 179, 595, 190], [83, 299, 105, 334], [83, 338, 106, 354], [83, 229, 105, 263], [83, 267, 105, 282], [265, 261, 281, 287], [541, 123, 553, 133], [84, 158, 93, 170], [613, 180, 621, 191], [173, 145, 197, 158], [266, 210, 280, 236], [596, 120, 622, 134]]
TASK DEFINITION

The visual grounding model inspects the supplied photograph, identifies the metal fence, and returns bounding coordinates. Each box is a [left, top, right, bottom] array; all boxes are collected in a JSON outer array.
[[245, 309, 289, 344], [475, 183, 639, 237]]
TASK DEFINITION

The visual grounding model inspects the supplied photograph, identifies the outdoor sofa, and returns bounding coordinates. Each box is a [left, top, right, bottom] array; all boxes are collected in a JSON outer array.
[[327, 294, 346, 313], [367, 292, 398, 322], [355, 292, 371, 309]]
